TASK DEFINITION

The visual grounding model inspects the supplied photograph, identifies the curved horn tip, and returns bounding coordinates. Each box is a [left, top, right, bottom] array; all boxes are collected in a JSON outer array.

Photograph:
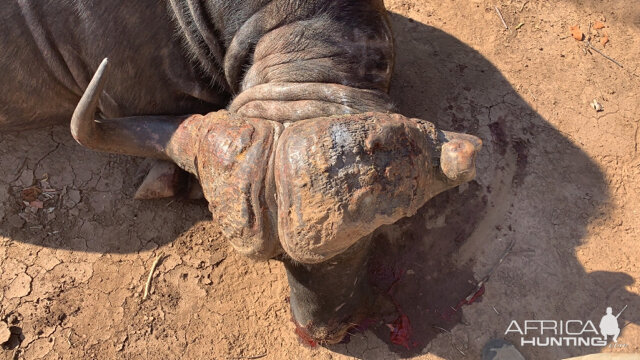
[[441, 130, 483, 152], [440, 139, 478, 183], [95, 59, 108, 78], [70, 57, 111, 147]]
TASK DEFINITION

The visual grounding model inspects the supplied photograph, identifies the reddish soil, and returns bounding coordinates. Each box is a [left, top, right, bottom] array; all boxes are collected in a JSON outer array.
[[1, 0, 639, 359]]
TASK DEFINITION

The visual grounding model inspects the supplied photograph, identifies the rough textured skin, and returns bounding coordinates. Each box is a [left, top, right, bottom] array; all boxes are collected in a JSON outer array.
[[229, 83, 393, 122], [0, 1, 226, 130], [195, 114, 283, 259], [275, 113, 439, 263], [168, 112, 479, 263], [157, 110, 284, 259]]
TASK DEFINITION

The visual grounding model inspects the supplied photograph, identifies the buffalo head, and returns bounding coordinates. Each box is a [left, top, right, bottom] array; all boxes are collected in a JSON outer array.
[[71, 58, 481, 344]]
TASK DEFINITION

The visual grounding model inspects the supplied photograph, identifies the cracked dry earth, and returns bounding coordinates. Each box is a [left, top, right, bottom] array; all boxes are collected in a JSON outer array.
[[1, 0, 640, 359]]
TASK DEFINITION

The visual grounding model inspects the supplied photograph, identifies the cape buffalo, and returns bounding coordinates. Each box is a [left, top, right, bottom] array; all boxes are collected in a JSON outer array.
[[1, 0, 481, 344]]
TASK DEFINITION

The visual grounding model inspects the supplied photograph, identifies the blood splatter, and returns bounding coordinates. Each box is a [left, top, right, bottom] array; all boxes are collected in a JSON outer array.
[[388, 313, 412, 349], [442, 283, 486, 320], [293, 323, 317, 348], [368, 259, 417, 348]]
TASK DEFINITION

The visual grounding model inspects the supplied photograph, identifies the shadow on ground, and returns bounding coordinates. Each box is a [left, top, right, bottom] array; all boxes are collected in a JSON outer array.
[[328, 12, 640, 359], [0, 130, 211, 253]]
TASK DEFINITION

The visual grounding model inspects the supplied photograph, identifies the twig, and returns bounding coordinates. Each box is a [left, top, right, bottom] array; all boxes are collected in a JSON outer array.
[[520, 1, 529, 11], [453, 343, 466, 356], [586, 42, 624, 68], [483, 238, 516, 282], [495, 6, 508, 29], [67, 330, 73, 346], [432, 325, 451, 333], [232, 354, 267, 360], [143, 254, 163, 300], [245, 354, 267, 360]]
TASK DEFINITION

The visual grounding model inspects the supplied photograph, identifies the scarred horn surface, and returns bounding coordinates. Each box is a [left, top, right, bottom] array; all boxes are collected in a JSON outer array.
[[274, 113, 482, 263], [192, 113, 284, 259]]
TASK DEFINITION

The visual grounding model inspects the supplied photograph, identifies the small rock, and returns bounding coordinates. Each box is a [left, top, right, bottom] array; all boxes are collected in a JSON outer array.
[[7, 313, 20, 325], [116, 334, 128, 351], [570, 25, 584, 41], [591, 99, 604, 112], [0, 321, 11, 344]]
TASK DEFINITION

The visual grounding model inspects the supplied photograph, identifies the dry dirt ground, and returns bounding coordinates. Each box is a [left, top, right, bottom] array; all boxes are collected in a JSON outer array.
[[1, 0, 639, 359]]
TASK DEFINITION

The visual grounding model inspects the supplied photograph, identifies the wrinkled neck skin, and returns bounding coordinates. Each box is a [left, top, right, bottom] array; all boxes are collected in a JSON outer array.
[[171, 0, 395, 120]]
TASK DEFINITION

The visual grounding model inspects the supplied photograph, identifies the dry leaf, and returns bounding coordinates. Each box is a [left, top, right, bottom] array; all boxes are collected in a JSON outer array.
[[30, 200, 44, 209], [593, 21, 605, 29], [570, 25, 584, 41], [601, 33, 609, 46], [21, 186, 41, 202]]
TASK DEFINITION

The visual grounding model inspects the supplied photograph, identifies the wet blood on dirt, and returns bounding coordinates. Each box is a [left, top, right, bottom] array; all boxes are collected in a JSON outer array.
[[388, 313, 412, 348], [441, 283, 486, 321], [368, 260, 417, 348], [290, 252, 486, 348], [294, 324, 318, 348]]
